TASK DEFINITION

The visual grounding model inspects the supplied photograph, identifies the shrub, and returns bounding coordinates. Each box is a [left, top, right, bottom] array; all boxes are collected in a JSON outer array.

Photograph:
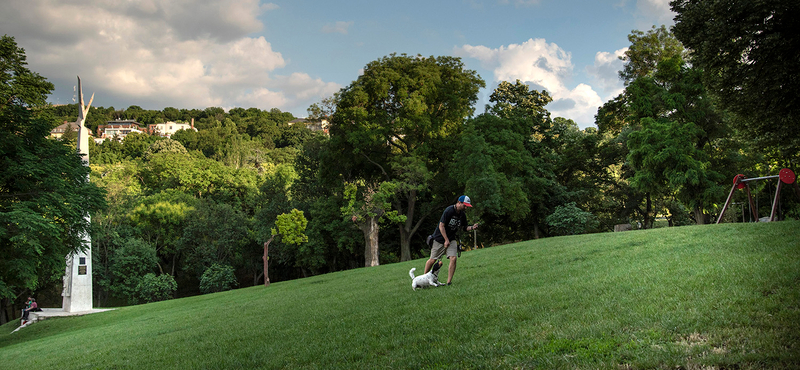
[[665, 199, 694, 226], [136, 273, 177, 303], [546, 202, 599, 236], [143, 138, 187, 160], [199, 264, 239, 294]]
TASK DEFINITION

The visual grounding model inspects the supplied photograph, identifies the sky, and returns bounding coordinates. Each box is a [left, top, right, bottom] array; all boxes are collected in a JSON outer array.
[[1, 0, 676, 129]]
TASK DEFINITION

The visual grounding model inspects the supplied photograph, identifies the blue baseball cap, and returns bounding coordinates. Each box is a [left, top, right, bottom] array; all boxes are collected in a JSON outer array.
[[458, 195, 473, 207]]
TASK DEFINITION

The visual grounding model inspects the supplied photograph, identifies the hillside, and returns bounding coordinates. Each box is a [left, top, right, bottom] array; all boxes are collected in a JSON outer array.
[[1, 221, 798, 369]]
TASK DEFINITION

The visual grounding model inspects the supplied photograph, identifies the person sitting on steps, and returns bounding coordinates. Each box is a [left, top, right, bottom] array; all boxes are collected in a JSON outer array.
[[21, 297, 39, 324]]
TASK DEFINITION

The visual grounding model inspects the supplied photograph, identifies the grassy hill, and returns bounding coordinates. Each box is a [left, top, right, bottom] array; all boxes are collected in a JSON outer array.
[[2, 221, 798, 369]]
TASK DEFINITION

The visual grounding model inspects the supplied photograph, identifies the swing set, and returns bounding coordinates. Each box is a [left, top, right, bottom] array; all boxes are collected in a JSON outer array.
[[717, 168, 800, 224]]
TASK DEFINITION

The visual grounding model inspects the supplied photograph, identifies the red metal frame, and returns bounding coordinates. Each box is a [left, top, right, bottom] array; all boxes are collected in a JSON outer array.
[[717, 168, 798, 224]]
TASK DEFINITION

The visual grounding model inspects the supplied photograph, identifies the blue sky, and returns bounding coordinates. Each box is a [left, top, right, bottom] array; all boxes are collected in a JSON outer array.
[[1, 0, 675, 129]]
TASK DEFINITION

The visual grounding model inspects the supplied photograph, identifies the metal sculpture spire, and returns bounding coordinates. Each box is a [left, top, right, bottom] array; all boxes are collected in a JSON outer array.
[[63, 76, 94, 312]]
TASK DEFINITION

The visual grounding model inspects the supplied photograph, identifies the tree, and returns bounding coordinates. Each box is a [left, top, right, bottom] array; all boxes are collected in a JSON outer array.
[[121, 132, 160, 159], [262, 209, 309, 286], [107, 237, 158, 304], [341, 181, 406, 266], [307, 93, 339, 121], [456, 80, 563, 241], [128, 190, 195, 275], [594, 27, 729, 227], [618, 25, 687, 84], [549, 118, 614, 231], [162, 107, 181, 122], [291, 135, 363, 274], [624, 57, 728, 224], [141, 151, 260, 201], [180, 199, 250, 280], [671, 0, 800, 157], [329, 54, 484, 261], [0, 35, 106, 323]]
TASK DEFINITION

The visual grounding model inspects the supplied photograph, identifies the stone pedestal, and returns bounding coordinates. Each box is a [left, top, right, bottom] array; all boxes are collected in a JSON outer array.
[[63, 249, 92, 312]]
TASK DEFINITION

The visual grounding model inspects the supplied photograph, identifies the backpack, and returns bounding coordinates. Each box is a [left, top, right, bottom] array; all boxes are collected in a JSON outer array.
[[426, 234, 434, 247]]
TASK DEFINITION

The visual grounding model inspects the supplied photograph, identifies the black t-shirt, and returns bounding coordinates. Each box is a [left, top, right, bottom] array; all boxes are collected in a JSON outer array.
[[432, 205, 467, 243]]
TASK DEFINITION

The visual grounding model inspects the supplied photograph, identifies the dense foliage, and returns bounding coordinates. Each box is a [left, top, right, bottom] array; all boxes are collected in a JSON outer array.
[[0, 36, 106, 323], [671, 0, 800, 158]]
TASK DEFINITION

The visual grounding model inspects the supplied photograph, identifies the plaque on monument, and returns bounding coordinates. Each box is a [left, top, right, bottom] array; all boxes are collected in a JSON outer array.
[[78, 266, 87, 275]]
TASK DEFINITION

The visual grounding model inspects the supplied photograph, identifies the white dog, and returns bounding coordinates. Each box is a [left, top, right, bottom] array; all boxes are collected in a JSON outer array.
[[409, 261, 444, 290]]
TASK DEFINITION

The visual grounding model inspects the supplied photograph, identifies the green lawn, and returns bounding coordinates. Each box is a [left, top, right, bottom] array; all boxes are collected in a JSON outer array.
[[2, 221, 798, 369]]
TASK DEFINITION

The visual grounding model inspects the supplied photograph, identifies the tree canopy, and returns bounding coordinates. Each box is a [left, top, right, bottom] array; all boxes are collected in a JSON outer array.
[[329, 53, 485, 261], [671, 0, 800, 157], [0, 36, 106, 312]]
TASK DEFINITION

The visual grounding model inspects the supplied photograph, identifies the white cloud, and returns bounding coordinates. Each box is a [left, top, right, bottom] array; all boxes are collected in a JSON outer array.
[[0, 0, 336, 114], [636, 0, 675, 24], [322, 21, 354, 35], [274, 73, 342, 101], [549, 84, 603, 127], [586, 48, 627, 100], [456, 38, 603, 128], [618, 0, 675, 26], [236, 88, 289, 110]]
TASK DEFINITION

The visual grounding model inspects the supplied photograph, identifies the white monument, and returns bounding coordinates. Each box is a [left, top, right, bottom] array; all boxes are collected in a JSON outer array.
[[63, 77, 94, 312]]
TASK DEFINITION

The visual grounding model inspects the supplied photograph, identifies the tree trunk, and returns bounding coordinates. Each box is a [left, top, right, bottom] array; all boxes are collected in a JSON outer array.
[[398, 190, 416, 261], [0, 297, 8, 325], [254, 271, 263, 286], [644, 193, 652, 229], [399, 190, 434, 262], [693, 206, 706, 225], [359, 217, 380, 267], [263, 236, 275, 287]]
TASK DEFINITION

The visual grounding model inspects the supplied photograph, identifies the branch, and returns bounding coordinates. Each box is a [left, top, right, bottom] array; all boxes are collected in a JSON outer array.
[[360, 152, 391, 181], [0, 191, 42, 199]]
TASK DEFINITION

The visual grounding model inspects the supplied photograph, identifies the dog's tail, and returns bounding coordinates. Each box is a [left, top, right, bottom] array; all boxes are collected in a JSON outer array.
[[409, 268, 416, 279]]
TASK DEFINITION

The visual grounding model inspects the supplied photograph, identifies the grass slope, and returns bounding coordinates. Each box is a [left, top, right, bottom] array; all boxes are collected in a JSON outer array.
[[1, 221, 799, 369]]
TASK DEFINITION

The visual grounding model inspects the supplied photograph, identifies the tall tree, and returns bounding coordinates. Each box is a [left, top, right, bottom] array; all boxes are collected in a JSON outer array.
[[671, 0, 800, 159], [291, 135, 363, 274], [0, 35, 106, 323], [329, 54, 484, 261], [128, 190, 195, 276], [624, 55, 728, 224], [262, 209, 309, 286], [618, 25, 687, 85], [456, 80, 562, 240], [341, 181, 405, 266], [180, 199, 250, 280], [596, 27, 695, 228]]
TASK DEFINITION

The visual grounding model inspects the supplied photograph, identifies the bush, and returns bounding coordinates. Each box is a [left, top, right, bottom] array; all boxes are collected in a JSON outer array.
[[546, 202, 599, 236], [136, 273, 177, 303], [199, 264, 239, 294], [143, 138, 187, 160], [665, 200, 694, 226]]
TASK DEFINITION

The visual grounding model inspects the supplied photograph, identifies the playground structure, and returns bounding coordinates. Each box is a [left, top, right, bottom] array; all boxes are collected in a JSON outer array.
[[717, 168, 800, 224]]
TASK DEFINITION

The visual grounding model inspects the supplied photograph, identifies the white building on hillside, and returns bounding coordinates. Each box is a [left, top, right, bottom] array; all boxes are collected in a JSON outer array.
[[148, 119, 197, 138], [96, 120, 143, 142]]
